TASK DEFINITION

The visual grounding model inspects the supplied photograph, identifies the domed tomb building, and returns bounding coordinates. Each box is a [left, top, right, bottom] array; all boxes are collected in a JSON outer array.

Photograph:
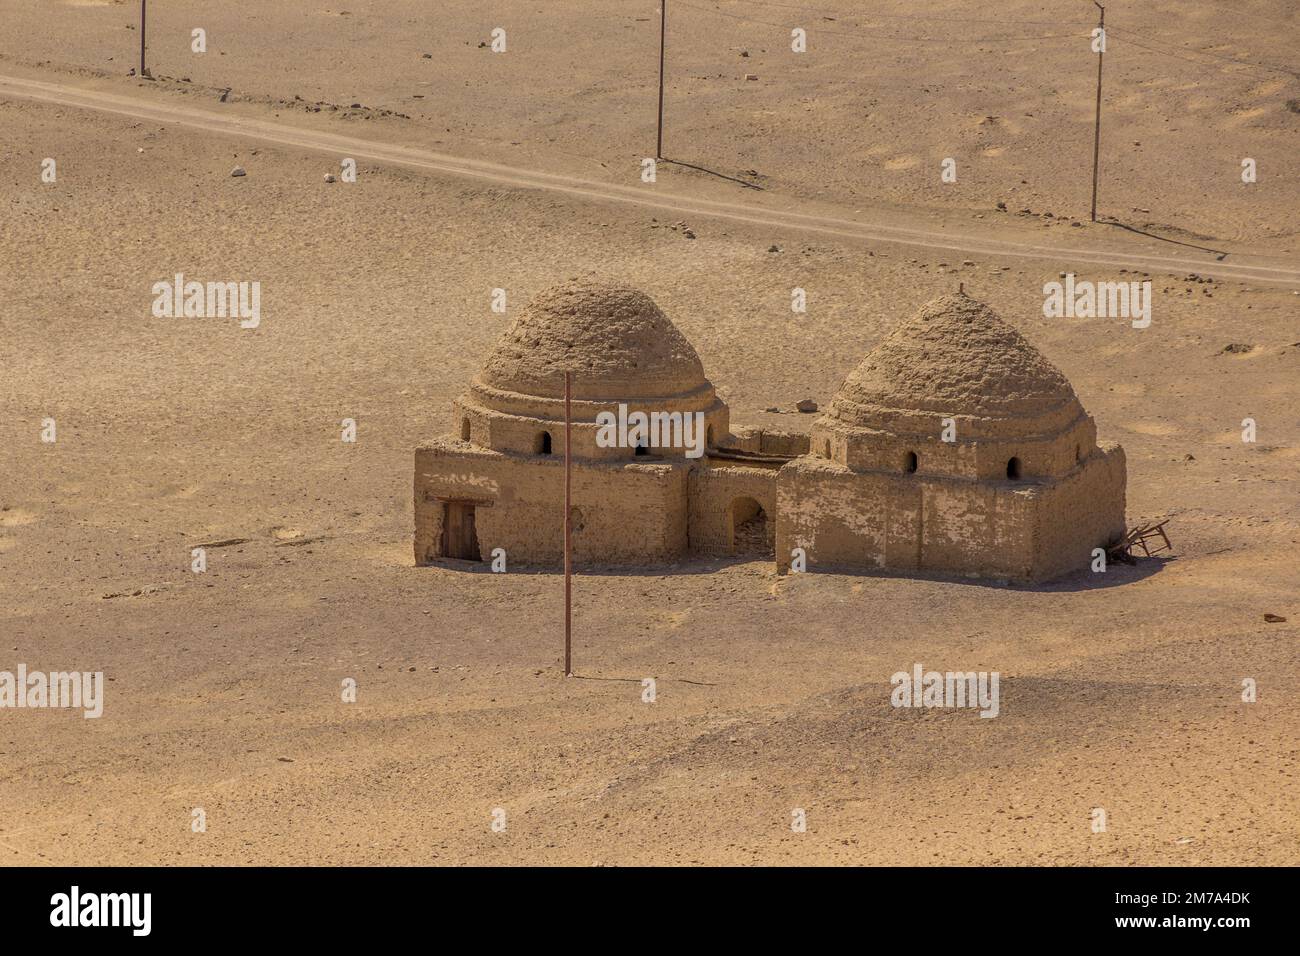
[[776, 292, 1127, 580], [416, 285, 1126, 582], [414, 283, 782, 565]]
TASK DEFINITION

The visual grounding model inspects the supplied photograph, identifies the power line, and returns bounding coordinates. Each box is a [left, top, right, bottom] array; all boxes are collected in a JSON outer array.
[[733, 0, 1070, 30], [1107, 25, 1298, 78], [1194, 0, 1298, 30], [673, 1, 1082, 44]]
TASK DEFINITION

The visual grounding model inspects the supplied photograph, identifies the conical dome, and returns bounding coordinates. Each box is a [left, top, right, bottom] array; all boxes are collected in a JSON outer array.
[[454, 282, 729, 459], [479, 283, 711, 402], [823, 293, 1083, 441]]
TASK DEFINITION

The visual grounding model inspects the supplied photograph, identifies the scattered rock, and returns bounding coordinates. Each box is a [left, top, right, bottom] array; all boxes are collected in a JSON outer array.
[[1221, 343, 1253, 354], [422, 52, 433, 59], [740, 50, 750, 58], [767, 244, 781, 253], [1263, 613, 1287, 623], [324, 173, 337, 183], [795, 399, 819, 413], [276, 756, 294, 763], [764, 406, 783, 413], [996, 201, 1007, 211], [745, 73, 758, 81], [682, 229, 696, 239]]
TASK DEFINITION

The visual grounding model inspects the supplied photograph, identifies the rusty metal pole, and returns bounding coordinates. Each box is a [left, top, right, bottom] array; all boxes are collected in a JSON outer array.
[[656, 1, 666, 159], [140, 0, 148, 77], [563, 371, 572, 677], [1090, 3, 1105, 223]]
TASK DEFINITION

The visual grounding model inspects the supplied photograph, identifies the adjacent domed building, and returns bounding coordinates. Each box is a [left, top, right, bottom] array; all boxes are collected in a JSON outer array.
[[778, 293, 1126, 581], [416, 284, 1126, 583]]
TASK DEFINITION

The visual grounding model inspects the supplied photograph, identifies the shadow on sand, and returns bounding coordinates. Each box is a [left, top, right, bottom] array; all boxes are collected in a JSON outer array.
[[431, 553, 1171, 590], [1100, 218, 1228, 260], [662, 158, 764, 190]]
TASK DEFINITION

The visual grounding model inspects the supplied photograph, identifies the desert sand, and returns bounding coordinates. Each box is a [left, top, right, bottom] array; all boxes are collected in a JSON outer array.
[[0, 0, 1297, 866]]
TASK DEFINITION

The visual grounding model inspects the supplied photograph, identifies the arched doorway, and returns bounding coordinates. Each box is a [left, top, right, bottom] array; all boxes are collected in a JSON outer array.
[[730, 496, 774, 555]]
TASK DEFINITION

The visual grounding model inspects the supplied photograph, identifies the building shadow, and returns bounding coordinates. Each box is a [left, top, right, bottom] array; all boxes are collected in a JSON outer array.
[[426, 553, 1168, 588]]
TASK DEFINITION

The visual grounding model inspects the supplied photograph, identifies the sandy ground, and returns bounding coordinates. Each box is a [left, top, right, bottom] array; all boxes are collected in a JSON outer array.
[[1, 1, 1297, 866]]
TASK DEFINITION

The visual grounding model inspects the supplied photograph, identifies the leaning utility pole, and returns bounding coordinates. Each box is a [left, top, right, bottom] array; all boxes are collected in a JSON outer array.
[[563, 371, 573, 677], [1090, 2, 1105, 223], [656, 1, 667, 159]]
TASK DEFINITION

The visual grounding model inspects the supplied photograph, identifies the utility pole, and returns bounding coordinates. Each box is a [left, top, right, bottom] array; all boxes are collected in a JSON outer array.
[[656, 1, 667, 159], [140, 0, 148, 77], [563, 371, 573, 677], [1090, 2, 1105, 223]]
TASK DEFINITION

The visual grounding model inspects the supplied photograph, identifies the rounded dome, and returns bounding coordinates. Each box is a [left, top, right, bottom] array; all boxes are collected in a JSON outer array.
[[455, 282, 729, 460], [479, 282, 710, 402], [822, 293, 1082, 440]]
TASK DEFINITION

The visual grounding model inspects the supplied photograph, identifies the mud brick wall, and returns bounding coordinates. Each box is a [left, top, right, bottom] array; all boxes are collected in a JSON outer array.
[[1031, 442, 1127, 580], [776, 458, 1041, 581], [415, 439, 689, 566], [687, 462, 779, 556]]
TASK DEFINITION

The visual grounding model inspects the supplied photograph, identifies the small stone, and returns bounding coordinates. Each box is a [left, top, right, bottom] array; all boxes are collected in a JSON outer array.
[[230, 166, 246, 177], [682, 229, 696, 239], [767, 244, 781, 253], [745, 73, 758, 81], [324, 173, 337, 183], [422, 52, 433, 59], [1263, 613, 1287, 623], [795, 399, 818, 413], [1221, 343, 1252, 354]]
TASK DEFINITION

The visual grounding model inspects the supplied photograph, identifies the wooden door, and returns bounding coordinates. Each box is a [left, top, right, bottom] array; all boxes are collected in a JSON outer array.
[[441, 502, 480, 560]]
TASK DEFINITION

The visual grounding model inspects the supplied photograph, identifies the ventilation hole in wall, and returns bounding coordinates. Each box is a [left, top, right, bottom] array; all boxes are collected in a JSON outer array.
[[1007, 456, 1022, 480], [460, 418, 471, 441], [823, 440, 832, 459], [706, 425, 714, 448], [535, 431, 552, 455], [905, 451, 918, 473], [1075, 444, 1082, 463]]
